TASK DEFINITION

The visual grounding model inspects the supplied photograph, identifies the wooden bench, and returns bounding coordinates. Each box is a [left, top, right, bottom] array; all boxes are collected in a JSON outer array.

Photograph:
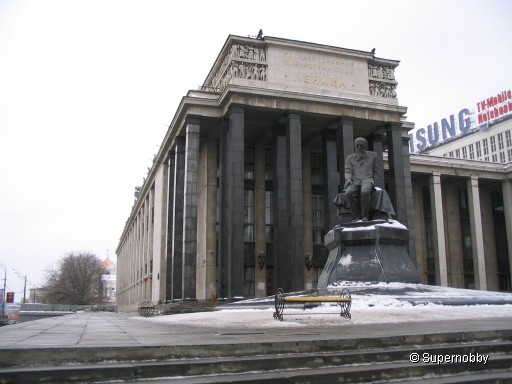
[[273, 288, 351, 321]]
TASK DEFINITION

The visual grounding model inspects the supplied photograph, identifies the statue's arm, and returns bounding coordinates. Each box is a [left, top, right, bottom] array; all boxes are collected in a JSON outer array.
[[373, 152, 379, 186]]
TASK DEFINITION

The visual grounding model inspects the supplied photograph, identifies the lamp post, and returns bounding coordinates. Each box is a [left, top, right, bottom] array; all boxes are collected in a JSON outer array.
[[12, 268, 27, 304], [0, 262, 6, 325]]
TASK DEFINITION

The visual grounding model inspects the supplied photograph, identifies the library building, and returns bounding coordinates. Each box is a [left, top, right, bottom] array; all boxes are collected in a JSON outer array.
[[115, 34, 512, 311]]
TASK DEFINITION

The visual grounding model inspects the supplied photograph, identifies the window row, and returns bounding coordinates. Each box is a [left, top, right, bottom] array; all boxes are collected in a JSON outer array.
[[444, 129, 512, 163]]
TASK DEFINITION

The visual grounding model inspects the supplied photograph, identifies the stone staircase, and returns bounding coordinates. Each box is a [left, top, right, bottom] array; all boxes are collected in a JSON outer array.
[[1, 329, 512, 383]]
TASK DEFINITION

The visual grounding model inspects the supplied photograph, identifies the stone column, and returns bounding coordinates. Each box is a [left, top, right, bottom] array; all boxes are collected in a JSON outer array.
[[165, 149, 175, 301], [182, 116, 200, 299], [467, 176, 487, 290], [370, 133, 385, 189], [336, 117, 354, 224], [153, 162, 169, 303], [196, 136, 217, 300], [253, 141, 266, 297], [336, 117, 354, 182], [502, 179, 512, 287], [273, 124, 288, 291], [385, 123, 410, 227], [172, 137, 185, 300], [218, 107, 245, 298], [302, 150, 314, 290], [322, 128, 339, 229], [286, 111, 305, 291], [429, 173, 448, 286], [204, 137, 218, 300], [402, 135, 417, 261]]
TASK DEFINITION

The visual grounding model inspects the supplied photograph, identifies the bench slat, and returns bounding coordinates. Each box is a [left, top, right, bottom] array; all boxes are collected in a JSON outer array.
[[284, 296, 351, 303], [273, 288, 352, 321]]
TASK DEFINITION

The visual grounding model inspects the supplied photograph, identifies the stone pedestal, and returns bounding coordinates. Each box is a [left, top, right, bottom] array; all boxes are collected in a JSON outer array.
[[317, 220, 419, 291]]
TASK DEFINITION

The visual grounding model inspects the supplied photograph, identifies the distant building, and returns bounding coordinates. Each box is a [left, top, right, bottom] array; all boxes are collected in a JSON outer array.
[[422, 116, 512, 164], [115, 35, 512, 312], [100, 256, 116, 303]]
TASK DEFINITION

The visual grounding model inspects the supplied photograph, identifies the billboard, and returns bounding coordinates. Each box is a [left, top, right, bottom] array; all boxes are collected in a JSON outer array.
[[409, 89, 512, 153], [476, 90, 512, 126]]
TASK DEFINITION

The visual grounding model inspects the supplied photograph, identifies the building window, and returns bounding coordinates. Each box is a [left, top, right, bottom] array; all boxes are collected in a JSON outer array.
[[469, 144, 474, 160], [490, 136, 497, 153], [448, 151, 454, 158], [311, 153, 324, 186], [244, 266, 255, 297], [492, 154, 498, 163], [498, 133, 504, 151], [455, 149, 460, 158], [462, 147, 467, 159], [244, 147, 254, 180], [508, 148, 512, 162], [244, 189, 254, 242], [483, 138, 489, 155], [265, 191, 273, 242], [476, 141, 482, 159], [499, 151, 505, 163], [505, 130, 512, 147], [265, 148, 274, 181], [312, 194, 325, 245]]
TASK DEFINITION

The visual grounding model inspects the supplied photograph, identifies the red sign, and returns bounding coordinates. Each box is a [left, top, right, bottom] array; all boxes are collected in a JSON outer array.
[[6, 292, 14, 303], [477, 89, 512, 125]]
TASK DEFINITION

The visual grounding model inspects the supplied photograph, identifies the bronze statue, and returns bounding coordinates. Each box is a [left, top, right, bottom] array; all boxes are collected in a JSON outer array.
[[344, 137, 378, 221], [334, 137, 394, 223]]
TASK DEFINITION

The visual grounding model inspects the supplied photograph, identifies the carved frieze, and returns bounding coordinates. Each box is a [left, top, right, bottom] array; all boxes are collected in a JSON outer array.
[[202, 42, 267, 93], [368, 62, 397, 98]]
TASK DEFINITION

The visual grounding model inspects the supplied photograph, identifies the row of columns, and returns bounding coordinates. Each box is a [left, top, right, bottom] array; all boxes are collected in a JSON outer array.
[[427, 175, 512, 290], [165, 108, 415, 299], [166, 117, 200, 300]]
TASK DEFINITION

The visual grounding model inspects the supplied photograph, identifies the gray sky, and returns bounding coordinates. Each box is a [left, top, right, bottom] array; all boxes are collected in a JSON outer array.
[[1, 0, 511, 300]]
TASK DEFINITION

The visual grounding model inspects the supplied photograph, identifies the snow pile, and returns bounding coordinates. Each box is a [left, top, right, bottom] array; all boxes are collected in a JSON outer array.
[[137, 283, 512, 329]]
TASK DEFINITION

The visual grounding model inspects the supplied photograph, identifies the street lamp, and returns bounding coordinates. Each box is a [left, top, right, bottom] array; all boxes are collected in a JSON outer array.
[[0, 262, 6, 325], [12, 268, 27, 304]]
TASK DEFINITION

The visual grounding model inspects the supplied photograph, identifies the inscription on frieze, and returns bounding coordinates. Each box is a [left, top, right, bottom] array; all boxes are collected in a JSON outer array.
[[270, 47, 369, 95], [201, 40, 399, 100]]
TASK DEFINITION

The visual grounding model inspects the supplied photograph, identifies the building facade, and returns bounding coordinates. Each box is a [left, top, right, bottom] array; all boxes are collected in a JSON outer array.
[[116, 35, 512, 311], [423, 117, 512, 164]]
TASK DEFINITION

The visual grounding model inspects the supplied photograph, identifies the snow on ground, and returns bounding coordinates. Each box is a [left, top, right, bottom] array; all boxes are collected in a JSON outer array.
[[138, 283, 512, 329]]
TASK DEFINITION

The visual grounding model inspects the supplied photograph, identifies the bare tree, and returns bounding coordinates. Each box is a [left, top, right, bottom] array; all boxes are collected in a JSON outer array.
[[42, 251, 106, 305]]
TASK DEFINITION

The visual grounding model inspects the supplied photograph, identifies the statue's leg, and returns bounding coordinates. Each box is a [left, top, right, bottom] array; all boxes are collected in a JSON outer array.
[[345, 185, 361, 220], [360, 183, 373, 220]]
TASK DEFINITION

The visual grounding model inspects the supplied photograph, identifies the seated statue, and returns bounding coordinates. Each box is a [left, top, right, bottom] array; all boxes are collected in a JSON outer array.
[[334, 137, 395, 222]]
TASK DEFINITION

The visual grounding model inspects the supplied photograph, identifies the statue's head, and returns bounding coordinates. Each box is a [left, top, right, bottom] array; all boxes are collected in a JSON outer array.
[[354, 137, 368, 152]]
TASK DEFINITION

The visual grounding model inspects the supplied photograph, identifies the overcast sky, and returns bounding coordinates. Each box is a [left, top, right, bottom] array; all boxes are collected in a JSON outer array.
[[1, 0, 511, 300]]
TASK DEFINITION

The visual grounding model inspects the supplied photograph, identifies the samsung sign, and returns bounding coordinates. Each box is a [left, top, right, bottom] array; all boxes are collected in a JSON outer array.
[[408, 89, 512, 153]]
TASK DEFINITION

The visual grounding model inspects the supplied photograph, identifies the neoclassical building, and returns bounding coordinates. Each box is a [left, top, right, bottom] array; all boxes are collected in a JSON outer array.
[[115, 35, 512, 311]]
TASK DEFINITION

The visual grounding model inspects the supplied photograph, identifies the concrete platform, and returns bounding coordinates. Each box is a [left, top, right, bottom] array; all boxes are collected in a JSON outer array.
[[1, 285, 512, 383]]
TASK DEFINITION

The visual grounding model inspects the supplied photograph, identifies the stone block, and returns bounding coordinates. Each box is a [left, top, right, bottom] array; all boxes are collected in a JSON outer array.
[[318, 220, 419, 288]]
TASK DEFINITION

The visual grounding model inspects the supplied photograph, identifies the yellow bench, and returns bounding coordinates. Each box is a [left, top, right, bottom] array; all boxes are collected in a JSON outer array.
[[273, 288, 351, 321]]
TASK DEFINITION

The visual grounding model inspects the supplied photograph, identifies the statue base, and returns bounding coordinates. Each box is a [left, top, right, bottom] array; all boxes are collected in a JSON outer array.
[[317, 220, 420, 291]]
